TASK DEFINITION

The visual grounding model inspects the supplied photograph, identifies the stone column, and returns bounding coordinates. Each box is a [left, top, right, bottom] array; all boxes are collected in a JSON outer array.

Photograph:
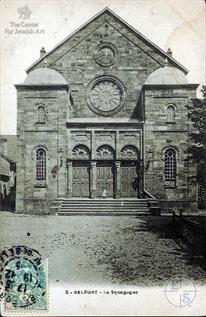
[[116, 131, 120, 159], [67, 161, 72, 198], [138, 159, 144, 198], [90, 161, 96, 199], [91, 130, 96, 160], [115, 161, 121, 198]]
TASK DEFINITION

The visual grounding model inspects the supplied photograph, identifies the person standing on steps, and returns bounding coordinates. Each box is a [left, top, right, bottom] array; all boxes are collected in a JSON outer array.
[[102, 187, 107, 199]]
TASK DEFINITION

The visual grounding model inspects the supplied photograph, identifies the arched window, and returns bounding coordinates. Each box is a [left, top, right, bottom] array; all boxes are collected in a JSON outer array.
[[37, 106, 45, 123], [166, 105, 175, 123], [164, 148, 176, 181], [36, 148, 46, 180]]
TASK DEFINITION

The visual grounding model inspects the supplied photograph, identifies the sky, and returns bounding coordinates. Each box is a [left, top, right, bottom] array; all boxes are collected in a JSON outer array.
[[0, 0, 205, 135]]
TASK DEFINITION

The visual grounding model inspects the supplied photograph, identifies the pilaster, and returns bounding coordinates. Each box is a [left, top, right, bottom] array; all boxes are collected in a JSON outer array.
[[90, 161, 97, 198], [67, 161, 72, 198], [115, 161, 121, 198]]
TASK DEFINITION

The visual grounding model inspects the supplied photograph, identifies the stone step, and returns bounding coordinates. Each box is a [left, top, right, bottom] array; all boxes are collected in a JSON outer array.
[[58, 209, 150, 215], [61, 201, 148, 205], [56, 200, 148, 204], [58, 211, 150, 216], [59, 199, 150, 213], [54, 198, 147, 201], [60, 209, 150, 213], [60, 204, 149, 209], [60, 203, 148, 207], [60, 206, 149, 210], [50, 196, 160, 216]]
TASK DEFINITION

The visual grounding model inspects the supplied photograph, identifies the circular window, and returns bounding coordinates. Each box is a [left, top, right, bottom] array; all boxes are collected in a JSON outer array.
[[94, 43, 117, 67], [86, 76, 125, 116]]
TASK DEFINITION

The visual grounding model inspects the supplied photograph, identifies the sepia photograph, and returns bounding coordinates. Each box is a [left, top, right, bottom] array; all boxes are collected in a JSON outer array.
[[0, 0, 206, 315]]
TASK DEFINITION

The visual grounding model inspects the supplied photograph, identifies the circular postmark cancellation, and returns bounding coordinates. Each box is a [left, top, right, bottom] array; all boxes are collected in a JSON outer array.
[[164, 275, 196, 308], [0, 246, 47, 310]]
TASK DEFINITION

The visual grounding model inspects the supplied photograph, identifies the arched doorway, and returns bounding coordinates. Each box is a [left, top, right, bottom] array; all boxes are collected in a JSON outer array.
[[120, 145, 139, 197], [96, 145, 115, 198], [120, 162, 138, 197], [72, 145, 90, 198]]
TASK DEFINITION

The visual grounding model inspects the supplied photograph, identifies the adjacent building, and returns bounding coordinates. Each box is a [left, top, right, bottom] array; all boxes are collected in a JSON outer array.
[[0, 137, 16, 211]]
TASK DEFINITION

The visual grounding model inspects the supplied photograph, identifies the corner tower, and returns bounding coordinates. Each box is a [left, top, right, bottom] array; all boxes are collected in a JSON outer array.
[[16, 68, 69, 213], [143, 62, 198, 210]]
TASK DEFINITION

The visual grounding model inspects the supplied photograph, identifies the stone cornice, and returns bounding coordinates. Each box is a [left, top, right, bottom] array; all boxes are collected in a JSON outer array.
[[143, 84, 199, 90], [15, 84, 68, 90]]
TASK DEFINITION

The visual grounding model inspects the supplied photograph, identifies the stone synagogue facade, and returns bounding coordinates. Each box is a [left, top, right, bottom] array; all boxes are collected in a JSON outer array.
[[15, 8, 198, 214]]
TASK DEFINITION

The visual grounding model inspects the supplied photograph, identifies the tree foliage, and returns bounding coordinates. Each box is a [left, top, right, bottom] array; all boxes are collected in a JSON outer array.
[[186, 86, 206, 187]]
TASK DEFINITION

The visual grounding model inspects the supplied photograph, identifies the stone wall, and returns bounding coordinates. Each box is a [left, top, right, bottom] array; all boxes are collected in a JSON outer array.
[[28, 11, 172, 121], [16, 87, 68, 213], [144, 86, 198, 210], [15, 10, 199, 213]]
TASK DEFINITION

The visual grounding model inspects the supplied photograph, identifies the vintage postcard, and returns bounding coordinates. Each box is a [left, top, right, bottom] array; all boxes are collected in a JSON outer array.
[[0, 0, 206, 315]]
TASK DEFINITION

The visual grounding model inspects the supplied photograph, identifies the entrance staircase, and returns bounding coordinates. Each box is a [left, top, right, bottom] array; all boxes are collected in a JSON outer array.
[[50, 197, 160, 216]]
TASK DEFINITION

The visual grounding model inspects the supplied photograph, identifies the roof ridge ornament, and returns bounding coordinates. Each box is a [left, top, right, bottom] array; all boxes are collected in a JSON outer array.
[[164, 48, 173, 66], [40, 47, 46, 58], [167, 47, 173, 57]]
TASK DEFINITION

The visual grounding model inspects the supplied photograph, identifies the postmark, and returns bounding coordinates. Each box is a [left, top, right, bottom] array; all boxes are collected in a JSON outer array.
[[0, 246, 47, 310], [164, 275, 196, 307]]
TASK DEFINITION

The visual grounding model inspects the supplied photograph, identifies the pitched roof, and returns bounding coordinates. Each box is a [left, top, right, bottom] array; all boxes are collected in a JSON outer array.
[[26, 7, 188, 74]]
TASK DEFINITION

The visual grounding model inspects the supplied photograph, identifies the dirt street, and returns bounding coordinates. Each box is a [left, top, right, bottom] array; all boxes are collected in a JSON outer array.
[[0, 212, 206, 286]]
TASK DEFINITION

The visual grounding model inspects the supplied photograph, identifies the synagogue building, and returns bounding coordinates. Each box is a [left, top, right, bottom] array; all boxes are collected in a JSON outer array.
[[15, 8, 198, 214]]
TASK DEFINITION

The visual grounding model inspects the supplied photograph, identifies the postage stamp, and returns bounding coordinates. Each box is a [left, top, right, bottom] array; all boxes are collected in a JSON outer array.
[[0, 245, 47, 311]]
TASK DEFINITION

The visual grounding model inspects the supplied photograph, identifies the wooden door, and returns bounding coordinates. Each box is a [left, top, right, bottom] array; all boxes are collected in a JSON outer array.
[[120, 162, 137, 197], [72, 162, 90, 197], [96, 162, 114, 198]]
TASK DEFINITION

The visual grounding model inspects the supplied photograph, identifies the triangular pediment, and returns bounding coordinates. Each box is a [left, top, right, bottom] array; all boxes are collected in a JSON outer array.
[[26, 8, 188, 74]]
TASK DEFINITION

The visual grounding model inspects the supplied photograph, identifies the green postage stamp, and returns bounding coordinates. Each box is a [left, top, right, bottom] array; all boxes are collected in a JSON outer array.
[[0, 246, 47, 311]]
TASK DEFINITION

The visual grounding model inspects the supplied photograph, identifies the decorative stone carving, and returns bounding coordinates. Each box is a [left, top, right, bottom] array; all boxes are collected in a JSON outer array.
[[119, 133, 139, 145], [71, 133, 90, 141], [96, 145, 115, 160], [91, 81, 121, 111], [72, 145, 90, 160], [120, 145, 139, 160], [71, 132, 91, 148], [86, 76, 125, 116], [95, 132, 115, 147], [94, 42, 117, 67]]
